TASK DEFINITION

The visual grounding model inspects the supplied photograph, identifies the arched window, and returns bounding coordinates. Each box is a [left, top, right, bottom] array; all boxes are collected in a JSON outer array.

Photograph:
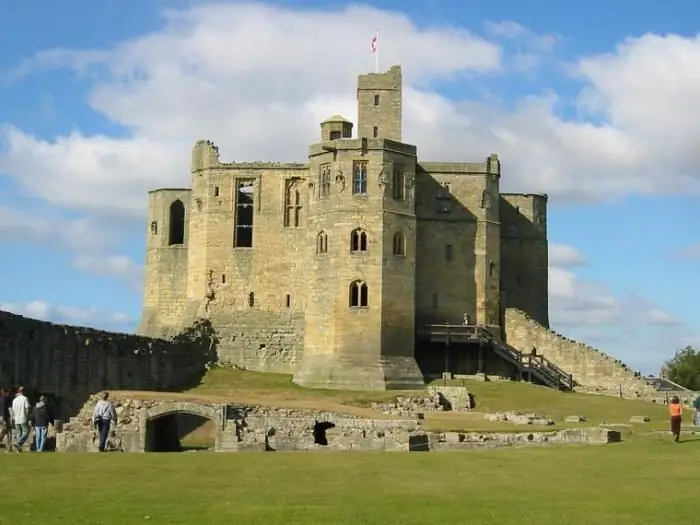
[[168, 199, 185, 246], [392, 232, 405, 256], [349, 281, 369, 308], [350, 228, 368, 252], [317, 231, 328, 254]]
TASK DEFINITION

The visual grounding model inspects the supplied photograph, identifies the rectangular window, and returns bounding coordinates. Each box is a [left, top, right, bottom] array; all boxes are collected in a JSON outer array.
[[445, 244, 453, 261], [352, 161, 368, 195], [286, 294, 291, 308], [329, 130, 341, 140], [392, 164, 405, 201], [374, 94, 380, 106], [373, 126, 378, 138], [234, 180, 254, 247]]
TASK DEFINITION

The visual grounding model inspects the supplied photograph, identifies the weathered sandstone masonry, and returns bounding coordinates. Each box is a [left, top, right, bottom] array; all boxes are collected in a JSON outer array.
[[504, 309, 657, 397], [0, 311, 216, 415], [138, 64, 550, 390], [57, 396, 621, 453]]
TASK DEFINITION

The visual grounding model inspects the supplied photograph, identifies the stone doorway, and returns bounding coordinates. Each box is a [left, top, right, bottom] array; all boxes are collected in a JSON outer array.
[[145, 412, 216, 452]]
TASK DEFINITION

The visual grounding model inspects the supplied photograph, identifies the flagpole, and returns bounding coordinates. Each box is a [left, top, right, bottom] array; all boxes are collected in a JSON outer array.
[[375, 29, 379, 73]]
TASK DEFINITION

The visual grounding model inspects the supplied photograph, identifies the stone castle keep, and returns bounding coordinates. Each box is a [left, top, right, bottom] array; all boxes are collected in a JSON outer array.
[[138, 64, 551, 391], [0, 66, 660, 427]]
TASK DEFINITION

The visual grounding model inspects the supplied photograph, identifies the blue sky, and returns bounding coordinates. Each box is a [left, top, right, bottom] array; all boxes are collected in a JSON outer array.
[[0, 0, 698, 374]]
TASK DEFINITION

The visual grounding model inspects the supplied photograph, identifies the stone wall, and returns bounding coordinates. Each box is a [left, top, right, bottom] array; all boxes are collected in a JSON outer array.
[[56, 395, 621, 453], [211, 310, 304, 372], [504, 308, 657, 397], [0, 311, 216, 416]]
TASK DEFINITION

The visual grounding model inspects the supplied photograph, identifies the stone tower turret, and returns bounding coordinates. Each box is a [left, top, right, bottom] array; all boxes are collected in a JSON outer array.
[[293, 66, 423, 390], [357, 65, 402, 141]]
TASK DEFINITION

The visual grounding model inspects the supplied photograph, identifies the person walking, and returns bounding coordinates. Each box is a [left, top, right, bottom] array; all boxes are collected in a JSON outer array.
[[32, 395, 52, 452], [0, 389, 12, 452], [669, 395, 683, 443], [92, 392, 117, 452], [11, 387, 31, 452]]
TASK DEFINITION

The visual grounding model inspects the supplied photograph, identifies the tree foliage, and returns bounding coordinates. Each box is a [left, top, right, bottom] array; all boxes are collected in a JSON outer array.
[[664, 346, 700, 391]]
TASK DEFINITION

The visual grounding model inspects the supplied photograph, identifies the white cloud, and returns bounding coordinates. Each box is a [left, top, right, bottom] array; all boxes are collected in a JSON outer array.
[[71, 254, 144, 286], [548, 242, 619, 326], [0, 300, 131, 327], [3, 3, 699, 222], [0, 204, 106, 252], [484, 20, 558, 71], [0, 204, 142, 284], [549, 242, 587, 268], [644, 308, 680, 326]]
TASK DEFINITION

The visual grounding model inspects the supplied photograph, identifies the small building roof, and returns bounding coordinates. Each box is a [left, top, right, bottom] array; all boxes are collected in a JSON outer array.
[[321, 114, 352, 124]]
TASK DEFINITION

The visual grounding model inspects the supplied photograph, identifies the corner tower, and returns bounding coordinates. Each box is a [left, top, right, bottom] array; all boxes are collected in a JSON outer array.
[[357, 65, 402, 141], [293, 67, 423, 390]]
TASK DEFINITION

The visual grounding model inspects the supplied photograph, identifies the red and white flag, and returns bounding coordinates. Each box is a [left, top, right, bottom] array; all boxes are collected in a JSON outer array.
[[371, 34, 378, 53]]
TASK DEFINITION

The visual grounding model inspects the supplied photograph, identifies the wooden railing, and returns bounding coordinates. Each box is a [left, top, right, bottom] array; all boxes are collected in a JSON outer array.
[[419, 324, 574, 391]]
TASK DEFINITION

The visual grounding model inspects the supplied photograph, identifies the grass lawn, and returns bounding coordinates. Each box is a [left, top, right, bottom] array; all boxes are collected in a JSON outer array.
[[115, 368, 675, 433], [4, 436, 698, 524]]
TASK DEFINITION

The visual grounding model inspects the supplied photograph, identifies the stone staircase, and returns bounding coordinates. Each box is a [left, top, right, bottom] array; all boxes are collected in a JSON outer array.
[[477, 327, 574, 391]]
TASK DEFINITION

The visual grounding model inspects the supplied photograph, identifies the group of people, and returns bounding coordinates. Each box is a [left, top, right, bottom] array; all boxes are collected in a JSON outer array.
[[0, 387, 54, 452]]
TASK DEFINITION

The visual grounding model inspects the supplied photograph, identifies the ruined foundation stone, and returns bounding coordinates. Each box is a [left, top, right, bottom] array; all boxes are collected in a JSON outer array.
[[56, 396, 623, 453]]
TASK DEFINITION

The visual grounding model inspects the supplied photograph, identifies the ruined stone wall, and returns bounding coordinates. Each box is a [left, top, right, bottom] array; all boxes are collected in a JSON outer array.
[[212, 310, 304, 372], [0, 311, 215, 416], [504, 308, 657, 396], [56, 396, 621, 453]]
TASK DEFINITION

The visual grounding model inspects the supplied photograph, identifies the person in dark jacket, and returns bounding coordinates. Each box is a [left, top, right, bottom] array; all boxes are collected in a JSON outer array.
[[32, 395, 53, 452], [0, 389, 11, 452]]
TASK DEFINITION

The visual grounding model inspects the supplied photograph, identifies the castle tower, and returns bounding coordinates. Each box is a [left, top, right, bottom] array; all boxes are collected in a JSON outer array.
[[186, 140, 223, 305], [476, 154, 501, 331], [357, 65, 402, 141], [293, 66, 423, 390], [138, 187, 191, 336]]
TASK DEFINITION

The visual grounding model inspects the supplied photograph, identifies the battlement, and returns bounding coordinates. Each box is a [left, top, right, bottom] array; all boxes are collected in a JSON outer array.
[[191, 140, 221, 171], [148, 187, 190, 194], [357, 65, 402, 91], [309, 137, 417, 158], [419, 154, 501, 176], [501, 192, 548, 200]]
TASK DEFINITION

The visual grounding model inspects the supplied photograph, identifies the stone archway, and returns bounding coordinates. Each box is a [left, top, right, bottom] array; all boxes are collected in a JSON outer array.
[[140, 402, 224, 452]]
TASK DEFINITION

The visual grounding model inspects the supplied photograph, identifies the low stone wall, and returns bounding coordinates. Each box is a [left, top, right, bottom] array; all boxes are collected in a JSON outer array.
[[504, 308, 658, 398], [56, 396, 622, 453], [484, 412, 555, 426], [427, 427, 621, 450]]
